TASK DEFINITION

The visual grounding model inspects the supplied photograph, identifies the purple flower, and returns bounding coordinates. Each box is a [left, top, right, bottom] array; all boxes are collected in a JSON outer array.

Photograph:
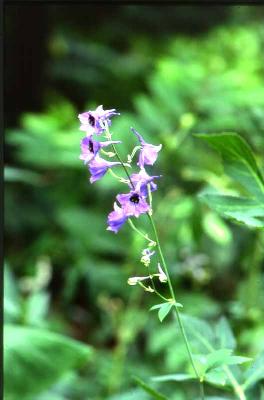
[[78, 105, 120, 135], [88, 155, 121, 183], [131, 127, 162, 167], [80, 137, 121, 164], [107, 203, 128, 233], [130, 168, 161, 197], [117, 191, 150, 218]]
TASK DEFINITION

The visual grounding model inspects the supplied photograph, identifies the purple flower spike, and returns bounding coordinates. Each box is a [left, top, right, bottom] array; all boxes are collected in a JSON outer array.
[[107, 203, 128, 233], [130, 168, 161, 197], [117, 191, 150, 218], [79, 105, 120, 135], [88, 155, 121, 183], [131, 127, 162, 167], [80, 137, 121, 164]]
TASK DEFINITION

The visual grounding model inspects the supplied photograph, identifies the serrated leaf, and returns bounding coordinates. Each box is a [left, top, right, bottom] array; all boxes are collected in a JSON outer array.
[[196, 133, 264, 202], [199, 193, 264, 228], [4, 325, 93, 400], [243, 351, 264, 390], [133, 376, 168, 400]]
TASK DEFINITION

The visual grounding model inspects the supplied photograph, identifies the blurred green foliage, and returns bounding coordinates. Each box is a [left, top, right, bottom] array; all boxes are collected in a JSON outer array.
[[5, 8, 264, 400]]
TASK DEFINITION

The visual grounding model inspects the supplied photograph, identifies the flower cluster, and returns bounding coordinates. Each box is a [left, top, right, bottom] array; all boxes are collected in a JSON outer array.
[[78, 105, 162, 233]]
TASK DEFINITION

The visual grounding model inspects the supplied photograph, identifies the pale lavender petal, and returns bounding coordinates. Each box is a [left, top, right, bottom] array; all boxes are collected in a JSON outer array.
[[107, 203, 128, 233], [89, 156, 121, 183]]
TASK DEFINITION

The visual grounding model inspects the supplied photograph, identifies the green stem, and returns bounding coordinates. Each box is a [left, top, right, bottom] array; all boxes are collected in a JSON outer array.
[[105, 123, 203, 399], [147, 214, 202, 387], [128, 218, 155, 245]]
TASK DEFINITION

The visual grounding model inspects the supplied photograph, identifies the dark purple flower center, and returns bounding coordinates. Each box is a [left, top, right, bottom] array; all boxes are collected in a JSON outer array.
[[129, 193, 140, 204], [88, 139, 94, 153], [88, 114, 95, 127]]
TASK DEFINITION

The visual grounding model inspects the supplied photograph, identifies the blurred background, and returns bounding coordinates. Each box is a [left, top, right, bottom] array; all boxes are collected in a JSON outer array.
[[4, 5, 264, 400]]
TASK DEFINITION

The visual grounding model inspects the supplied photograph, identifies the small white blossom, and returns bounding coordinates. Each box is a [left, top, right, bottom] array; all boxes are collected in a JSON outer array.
[[127, 276, 150, 286], [157, 263, 167, 283], [141, 248, 155, 267]]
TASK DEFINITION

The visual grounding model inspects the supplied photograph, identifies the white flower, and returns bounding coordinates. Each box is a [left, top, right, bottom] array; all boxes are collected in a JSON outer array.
[[140, 248, 155, 267], [157, 263, 167, 283], [127, 276, 150, 286]]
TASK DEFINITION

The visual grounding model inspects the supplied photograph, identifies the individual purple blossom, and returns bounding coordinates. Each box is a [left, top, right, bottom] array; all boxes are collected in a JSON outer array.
[[78, 105, 120, 135], [107, 202, 128, 233], [88, 155, 121, 183], [130, 168, 161, 197], [80, 136, 121, 164], [117, 191, 150, 218], [131, 127, 162, 167]]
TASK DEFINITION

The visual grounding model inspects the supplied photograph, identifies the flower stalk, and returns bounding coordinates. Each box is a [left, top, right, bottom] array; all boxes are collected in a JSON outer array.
[[78, 105, 205, 399]]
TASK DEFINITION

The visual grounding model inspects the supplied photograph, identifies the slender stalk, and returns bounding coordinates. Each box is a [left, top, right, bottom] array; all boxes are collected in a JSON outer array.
[[104, 121, 135, 189], [147, 213, 204, 397], [105, 123, 204, 399], [128, 218, 155, 245]]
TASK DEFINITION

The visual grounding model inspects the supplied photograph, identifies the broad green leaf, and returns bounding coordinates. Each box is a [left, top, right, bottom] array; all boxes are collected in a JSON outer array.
[[157, 302, 173, 322], [204, 370, 228, 387], [203, 349, 233, 373], [151, 374, 194, 382], [202, 349, 251, 375], [4, 325, 93, 400], [200, 194, 264, 228], [215, 317, 236, 350], [227, 356, 252, 365], [180, 314, 215, 353], [133, 376, 168, 400], [243, 351, 264, 390], [196, 133, 264, 202]]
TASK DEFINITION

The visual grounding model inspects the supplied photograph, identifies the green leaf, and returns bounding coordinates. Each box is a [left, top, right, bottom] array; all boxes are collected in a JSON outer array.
[[196, 133, 264, 202], [157, 302, 173, 322], [180, 314, 215, 353], [202, 349, 251, 375], [150, 302, 183, 311], [133, 376, 168, 400], [204, 370, 228, 387], [215, 317, 236, 350], [4, 325, 93, 400], [243, 351, 264, 390], [200, 193, 264, 228], [203, 349, 233, 373], [151, 374, 194, 382]]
